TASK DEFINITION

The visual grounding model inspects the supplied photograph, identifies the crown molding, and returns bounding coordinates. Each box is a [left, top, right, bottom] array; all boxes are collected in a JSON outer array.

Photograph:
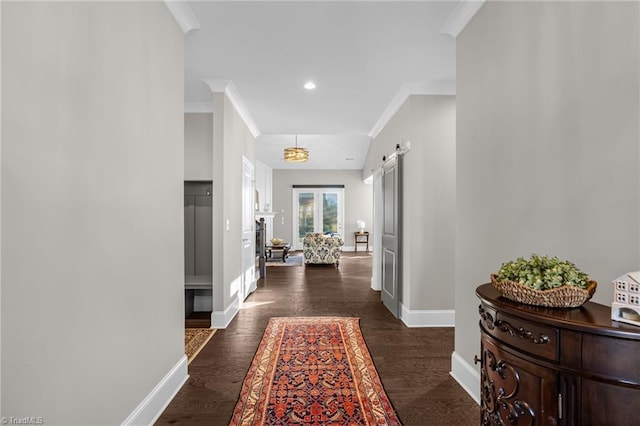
[[185, 102, 213, 113], [203, 79, 231, 93], [440, 0, 486, 38], [368, 81, 455, 139], [164, 1, 200, 34], [203, 79, 261, 138]]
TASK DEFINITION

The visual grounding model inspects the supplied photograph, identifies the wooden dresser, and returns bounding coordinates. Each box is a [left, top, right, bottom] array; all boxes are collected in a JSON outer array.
[[476, 283, 640, 425]]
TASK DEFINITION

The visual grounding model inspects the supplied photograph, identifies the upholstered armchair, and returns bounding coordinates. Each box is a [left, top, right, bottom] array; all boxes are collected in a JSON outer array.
[[303, 233, 344, 266]]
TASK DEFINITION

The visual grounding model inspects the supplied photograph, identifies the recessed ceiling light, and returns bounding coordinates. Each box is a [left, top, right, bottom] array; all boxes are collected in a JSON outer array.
[[345, 157, 355, 161], [304, 81, 316, 90]]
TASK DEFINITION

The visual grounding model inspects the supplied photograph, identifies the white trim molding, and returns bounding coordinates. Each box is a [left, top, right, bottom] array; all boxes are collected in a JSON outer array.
[[249, 277, 258, 294], [122, 355, 189, 425], [211, 296, 240, 329], [341, 246, 373, 253], [204, 79, 232, 93], [185, 102, 213, 113], [440, 0, 486, 38], [369, 81, 455, 139], [164, 1, 200, 34], [371, 277, 380, 291], [203, 79, 261, 138], [399, 304, 455, 327], [450, 351, 481, 405]]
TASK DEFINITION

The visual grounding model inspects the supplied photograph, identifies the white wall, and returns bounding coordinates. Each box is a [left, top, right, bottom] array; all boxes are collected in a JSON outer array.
[[210, 92, 256, 325], [272, 170, 373, 249], [363, 95, 456, 312], [255, 160, 274, 241], [185, 113, 213, 181], [212, 95, 225, 314], [223, 95, 256, 304], [1, 1, 4, 415], [255, 160, 273, 213], [184, 113, 214, 312], [1, 2, 185, 424], [454, 0, 639, 396]]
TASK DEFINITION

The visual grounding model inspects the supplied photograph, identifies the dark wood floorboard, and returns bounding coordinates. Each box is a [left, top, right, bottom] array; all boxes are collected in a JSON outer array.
[[157, 252, 479, 425], [185, 311, 212, 328]]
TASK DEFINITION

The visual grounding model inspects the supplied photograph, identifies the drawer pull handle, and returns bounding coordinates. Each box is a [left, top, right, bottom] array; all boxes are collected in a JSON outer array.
[[495, 319, 550, 345], [474, 354, 481, 365]]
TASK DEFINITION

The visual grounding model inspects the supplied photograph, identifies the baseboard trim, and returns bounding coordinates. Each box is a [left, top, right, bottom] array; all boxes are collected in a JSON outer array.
[[122, 355, 188, 425], [211, 295, 239, 328], [249, 278, 258, 294], [450, 351, 480, 405], [399, 305, 455, 327], [342, 246, 373, 253], [370, 277, 381, 291]]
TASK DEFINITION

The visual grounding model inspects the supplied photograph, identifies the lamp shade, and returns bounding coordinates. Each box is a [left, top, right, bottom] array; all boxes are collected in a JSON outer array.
[[284, 135, 309, 163], [284, 146, 309, 163]]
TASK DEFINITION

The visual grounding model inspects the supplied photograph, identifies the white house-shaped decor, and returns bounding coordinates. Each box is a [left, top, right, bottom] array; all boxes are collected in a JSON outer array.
[[611, 272, 640, 327]]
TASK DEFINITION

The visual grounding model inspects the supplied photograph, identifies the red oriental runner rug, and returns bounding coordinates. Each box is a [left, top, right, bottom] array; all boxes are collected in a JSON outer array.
[[230, 317, 402, 426]]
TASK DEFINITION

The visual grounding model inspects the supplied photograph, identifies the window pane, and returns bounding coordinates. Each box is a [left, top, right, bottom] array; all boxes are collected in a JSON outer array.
[[323, 193, 338, 233], [298, 193, 315, 240], [384, 170, 395, 234]]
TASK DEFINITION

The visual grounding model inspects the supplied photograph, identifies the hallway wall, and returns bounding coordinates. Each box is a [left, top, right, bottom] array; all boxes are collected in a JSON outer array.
[[363, 95, 456, 313], [211, 93, 256, 322], [1, 2, 185, 423], [454, 0, 640, 398], [185, 113, 214, 181]]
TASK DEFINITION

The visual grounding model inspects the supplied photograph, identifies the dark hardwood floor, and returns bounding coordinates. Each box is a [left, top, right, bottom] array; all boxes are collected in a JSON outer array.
[[157, 252, 479, 425], [185, 311, 211, 328]]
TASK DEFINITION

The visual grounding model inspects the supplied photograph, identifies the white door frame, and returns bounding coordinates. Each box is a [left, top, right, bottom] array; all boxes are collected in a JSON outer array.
[[371, 169, 383, 291], [291, 187, 345, 250], [241, 156, 256, 301]]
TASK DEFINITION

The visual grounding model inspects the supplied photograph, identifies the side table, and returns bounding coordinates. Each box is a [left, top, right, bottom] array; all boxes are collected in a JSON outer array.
[[265, 243, 291, 262], [354, 232, 369, 252]]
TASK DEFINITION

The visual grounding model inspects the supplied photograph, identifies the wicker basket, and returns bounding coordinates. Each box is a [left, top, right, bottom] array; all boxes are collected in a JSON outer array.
[[490, 274, 597, 308]]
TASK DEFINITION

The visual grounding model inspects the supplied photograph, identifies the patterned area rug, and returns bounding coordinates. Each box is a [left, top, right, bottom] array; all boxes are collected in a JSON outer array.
[[230, 317, 401, 425], [265, 254, 303, 267], [185, 328, 216, 365]]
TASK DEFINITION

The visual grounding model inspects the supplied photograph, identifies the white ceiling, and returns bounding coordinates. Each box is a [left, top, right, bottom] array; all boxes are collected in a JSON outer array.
[[184, 0, 459, 170]]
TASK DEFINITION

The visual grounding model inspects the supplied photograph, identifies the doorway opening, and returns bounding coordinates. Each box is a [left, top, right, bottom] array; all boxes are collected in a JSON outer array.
[[184, 181, 213, 327], [292, 186, 345, 250]]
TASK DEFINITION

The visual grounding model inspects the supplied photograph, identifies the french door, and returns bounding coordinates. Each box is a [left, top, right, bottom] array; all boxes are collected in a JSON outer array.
[[292, 187, 344, 250]]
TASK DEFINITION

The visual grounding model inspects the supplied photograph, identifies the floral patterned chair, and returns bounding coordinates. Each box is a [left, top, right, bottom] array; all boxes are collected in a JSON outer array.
[[303, 233, 344, 266]]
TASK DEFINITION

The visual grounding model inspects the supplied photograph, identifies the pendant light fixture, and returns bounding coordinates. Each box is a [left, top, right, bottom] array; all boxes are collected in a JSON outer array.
[[284, 135, 309, 163]]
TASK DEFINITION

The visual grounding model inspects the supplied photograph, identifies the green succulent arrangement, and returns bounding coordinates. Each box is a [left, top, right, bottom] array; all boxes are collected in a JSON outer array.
[[497, 254, 590, 290]]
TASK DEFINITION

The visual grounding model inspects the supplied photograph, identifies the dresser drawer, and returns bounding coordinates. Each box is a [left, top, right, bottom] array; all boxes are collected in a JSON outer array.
[[582, 334, 640, 384], [479, 304, 559, 361]]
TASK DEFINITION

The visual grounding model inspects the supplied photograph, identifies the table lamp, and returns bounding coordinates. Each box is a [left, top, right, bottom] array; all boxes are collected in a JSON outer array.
[[356, 220, 366, 233]]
